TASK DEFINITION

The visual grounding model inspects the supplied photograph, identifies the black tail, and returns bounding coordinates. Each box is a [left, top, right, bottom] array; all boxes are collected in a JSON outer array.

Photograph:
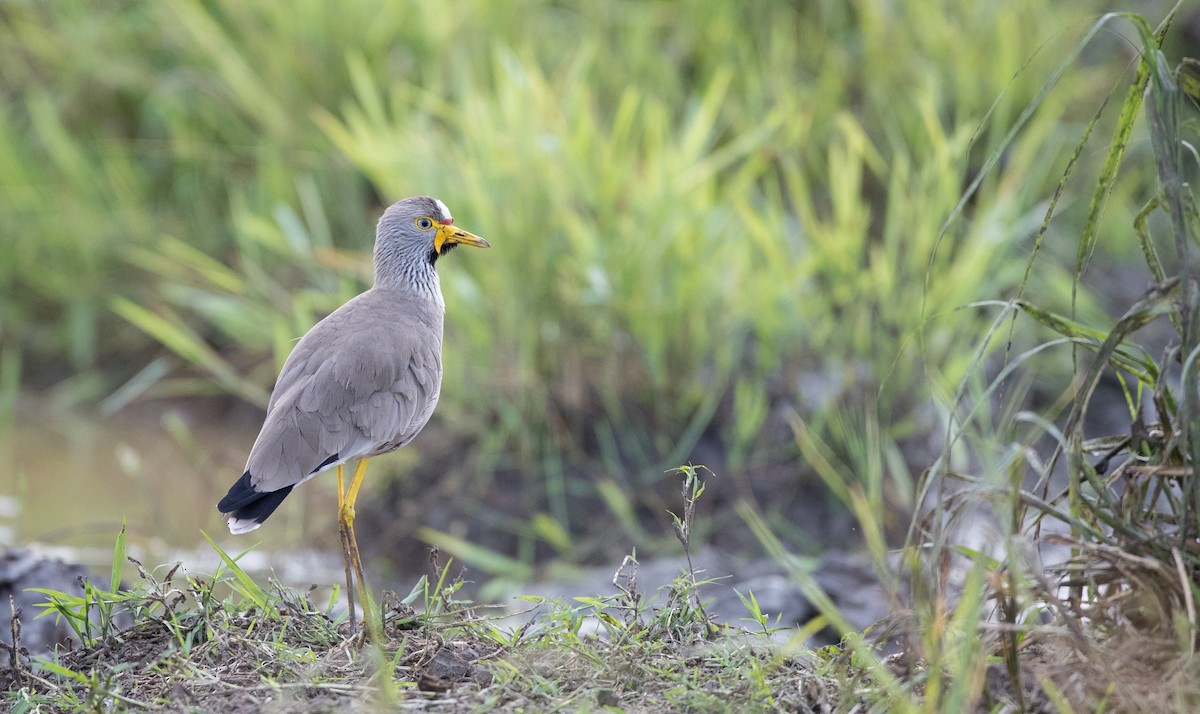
[[217, 470, 293, 527]]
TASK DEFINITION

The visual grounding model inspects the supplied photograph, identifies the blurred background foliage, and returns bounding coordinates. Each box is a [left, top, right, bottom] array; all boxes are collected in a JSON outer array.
[[0, 0, 1174, 574]]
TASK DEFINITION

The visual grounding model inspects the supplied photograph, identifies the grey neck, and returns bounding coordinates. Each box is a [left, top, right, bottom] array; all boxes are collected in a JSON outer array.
[[373, 243, 443, 301]]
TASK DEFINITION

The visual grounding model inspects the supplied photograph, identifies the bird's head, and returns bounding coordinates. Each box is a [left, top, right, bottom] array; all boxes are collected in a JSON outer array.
[[377, 196, 490, 267]]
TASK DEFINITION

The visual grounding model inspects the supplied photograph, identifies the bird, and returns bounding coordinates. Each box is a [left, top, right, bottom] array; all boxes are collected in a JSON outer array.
[[216, 196, 489, 631]]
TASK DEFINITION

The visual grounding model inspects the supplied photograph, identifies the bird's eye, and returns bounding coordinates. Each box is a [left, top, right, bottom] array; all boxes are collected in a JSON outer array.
[[415, 217, 435, 231]]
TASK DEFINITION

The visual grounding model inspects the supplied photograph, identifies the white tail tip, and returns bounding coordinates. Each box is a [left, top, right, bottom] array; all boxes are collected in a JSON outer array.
[[227, 518, 262, 535]]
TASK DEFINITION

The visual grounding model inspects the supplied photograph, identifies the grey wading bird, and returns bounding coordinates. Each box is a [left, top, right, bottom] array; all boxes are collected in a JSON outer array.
[[217, 196, 489, 630]]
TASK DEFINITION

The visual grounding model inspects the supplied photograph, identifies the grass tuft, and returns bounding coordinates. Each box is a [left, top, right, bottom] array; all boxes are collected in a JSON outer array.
[[5, 517, 846, 713]]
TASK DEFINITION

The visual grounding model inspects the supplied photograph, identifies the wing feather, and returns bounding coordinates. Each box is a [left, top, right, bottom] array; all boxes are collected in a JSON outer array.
[[244, 290, 443, 493]]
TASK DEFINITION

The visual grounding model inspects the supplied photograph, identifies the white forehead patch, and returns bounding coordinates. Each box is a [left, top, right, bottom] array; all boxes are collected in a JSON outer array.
[[433, 198, 451, 221]]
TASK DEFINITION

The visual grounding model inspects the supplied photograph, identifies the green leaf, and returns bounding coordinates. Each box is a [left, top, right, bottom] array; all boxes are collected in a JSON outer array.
[[199, 531, 272, 614], [110, 522, 126, 596]]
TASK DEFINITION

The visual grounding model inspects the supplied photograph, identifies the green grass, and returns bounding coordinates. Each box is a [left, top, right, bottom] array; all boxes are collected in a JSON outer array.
[[0, 0, 1136, 571], [776, 7, 1200, 712], [5, 1, 1200, 711]]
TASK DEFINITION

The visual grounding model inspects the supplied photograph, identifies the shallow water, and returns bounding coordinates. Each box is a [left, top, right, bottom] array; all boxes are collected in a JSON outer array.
[[1, 393, 346, 583]]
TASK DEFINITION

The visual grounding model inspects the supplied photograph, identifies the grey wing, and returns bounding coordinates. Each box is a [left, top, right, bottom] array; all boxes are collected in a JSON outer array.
[[244, 320, 442, 493], [350, 339, 443, 453]]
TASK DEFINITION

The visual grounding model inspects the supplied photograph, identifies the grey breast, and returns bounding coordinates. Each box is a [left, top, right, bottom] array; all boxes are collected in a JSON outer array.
[[245, 287, 445, 493]]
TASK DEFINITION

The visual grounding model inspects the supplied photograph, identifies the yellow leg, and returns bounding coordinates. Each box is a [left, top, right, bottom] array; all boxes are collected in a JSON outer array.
[[340, 458, 372, 641], [336, 464, 358, 631], [343, 458, 371, 515]]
